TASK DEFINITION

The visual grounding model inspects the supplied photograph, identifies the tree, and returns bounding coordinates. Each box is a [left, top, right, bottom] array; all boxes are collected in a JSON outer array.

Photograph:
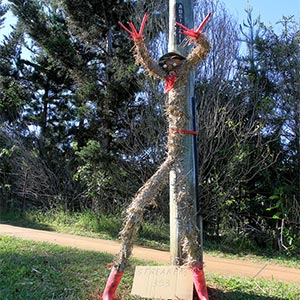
[[0, 4, 29, 212], [6, 0, 166, 212], [0, 0, 7, 28], [188, 2, 273, 237], [254, 16, 300, 252]]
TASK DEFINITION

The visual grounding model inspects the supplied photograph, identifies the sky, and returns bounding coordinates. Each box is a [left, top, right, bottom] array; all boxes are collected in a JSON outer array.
[[224, 0, 300, 28], [1, 0, 299, 40], [2, 0, 300, 32]]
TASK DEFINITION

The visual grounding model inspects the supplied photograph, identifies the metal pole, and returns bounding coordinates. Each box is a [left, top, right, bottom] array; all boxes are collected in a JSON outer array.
[[169, 0, 203, 265], [168, 0, 179, 265]]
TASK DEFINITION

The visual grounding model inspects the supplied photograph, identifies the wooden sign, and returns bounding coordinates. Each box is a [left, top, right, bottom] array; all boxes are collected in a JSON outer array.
[[131, 266, 193, 300]]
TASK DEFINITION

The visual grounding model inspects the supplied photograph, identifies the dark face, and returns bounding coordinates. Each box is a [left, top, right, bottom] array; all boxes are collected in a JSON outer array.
[[159, 56, 184, 73]]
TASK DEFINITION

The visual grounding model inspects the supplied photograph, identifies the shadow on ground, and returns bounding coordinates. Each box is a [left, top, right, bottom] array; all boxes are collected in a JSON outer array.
[[0, 217, 53, 231]]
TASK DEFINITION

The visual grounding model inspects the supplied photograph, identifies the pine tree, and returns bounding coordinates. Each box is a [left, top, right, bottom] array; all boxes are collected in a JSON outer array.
[[6, 0, 149, 211]]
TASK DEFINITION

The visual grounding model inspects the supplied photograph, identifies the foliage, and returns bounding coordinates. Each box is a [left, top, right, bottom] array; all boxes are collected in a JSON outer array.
[[193, 4, 300, 256], [0, 0, 8, 28], [1, 0, 155, 213], [74, 140, 133, 213], [267, 187, 300, 254]]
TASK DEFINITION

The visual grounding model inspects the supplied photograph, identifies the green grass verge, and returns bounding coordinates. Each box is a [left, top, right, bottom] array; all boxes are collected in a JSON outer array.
[[206, 273, 300, 300], [1, 235, 299, 300]]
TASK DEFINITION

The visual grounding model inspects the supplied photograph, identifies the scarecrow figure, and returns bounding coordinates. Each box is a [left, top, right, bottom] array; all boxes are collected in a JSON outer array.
[[102, 13, 211, 300]]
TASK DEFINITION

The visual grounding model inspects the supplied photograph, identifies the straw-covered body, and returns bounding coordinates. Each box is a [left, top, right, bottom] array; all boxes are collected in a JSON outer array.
[[114, 32, 210, 271]]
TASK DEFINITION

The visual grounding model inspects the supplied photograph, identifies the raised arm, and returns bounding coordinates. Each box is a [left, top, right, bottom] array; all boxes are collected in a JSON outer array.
[[118, 13, 166, 79], [176, 13, 211, 69]]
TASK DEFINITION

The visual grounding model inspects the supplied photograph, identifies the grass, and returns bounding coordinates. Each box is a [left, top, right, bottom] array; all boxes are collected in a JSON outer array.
[[206, 274, 300, 300], [0, 235, 134, 300], [204, 238, 300, 269], [1, 235, 300, 300]]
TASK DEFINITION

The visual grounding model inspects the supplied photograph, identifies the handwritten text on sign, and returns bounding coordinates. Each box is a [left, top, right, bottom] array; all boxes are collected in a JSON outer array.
[[131, 266, 193, 300]]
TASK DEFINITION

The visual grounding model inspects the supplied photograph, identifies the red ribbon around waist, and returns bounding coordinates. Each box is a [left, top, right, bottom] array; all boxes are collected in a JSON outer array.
[[170, 129, 198, 135]]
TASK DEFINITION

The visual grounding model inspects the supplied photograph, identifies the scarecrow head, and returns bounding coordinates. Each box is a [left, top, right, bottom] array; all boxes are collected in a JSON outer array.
[[158, 52, 186, 93], [158, 52, 186, 74]]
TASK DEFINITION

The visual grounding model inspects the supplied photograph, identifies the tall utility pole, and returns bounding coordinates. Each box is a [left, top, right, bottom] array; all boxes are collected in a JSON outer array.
[[169, 0, 203, 265]]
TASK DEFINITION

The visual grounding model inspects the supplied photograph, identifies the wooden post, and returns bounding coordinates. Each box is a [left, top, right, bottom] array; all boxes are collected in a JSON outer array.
[[169, 0, 203, 265]]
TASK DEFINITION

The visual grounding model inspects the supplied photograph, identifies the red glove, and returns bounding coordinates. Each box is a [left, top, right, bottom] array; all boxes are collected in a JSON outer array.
[[176, 13, 211, 41], [118, 13, 148, 41]]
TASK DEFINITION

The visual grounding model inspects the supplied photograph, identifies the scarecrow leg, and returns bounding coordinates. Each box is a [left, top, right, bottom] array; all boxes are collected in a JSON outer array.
[[177, 193, 209, 300], [102, 157, 173, 299], [170, 158, 208, 299], [116, 157, 173, 270], [179, 210, 209, 300]]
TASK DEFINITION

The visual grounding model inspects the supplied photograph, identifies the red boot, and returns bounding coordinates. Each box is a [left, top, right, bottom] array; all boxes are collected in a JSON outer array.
[[191, 263, 209, 300], [102, 267, 124, 300]]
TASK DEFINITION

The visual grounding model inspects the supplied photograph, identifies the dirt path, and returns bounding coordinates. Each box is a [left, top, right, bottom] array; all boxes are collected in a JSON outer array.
[[0, 224, 299, 284]]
